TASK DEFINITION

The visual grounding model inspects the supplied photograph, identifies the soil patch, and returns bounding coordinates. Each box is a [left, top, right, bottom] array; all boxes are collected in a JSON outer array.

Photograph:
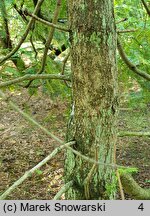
[[0, 89, 150, 199]]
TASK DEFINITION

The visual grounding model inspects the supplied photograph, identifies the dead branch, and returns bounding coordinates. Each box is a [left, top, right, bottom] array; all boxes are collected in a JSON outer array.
[[0, 89, 128, 171], [117, 29, 137, 33], [0, 89, 63, 144], [116, 18, 128, 24], [0, 141, 75, 200], [118, 131, 150, 137], [25, 0, 62, 88], [24, 9, 69, 32], [0, 0, 45, 66], [0, 74, 71, 88], [61, 51, 71, 88], [117, 38, 150, 81]]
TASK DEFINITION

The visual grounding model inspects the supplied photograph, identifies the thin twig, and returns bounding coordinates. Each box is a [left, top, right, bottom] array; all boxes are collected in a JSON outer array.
[[0, 0, 45, 65], [0, 89, 63, 144], [61, 51, 70, 75], [116, 18, 128, 24], [0, 89, 132, 201], [0, 90, 128, 171], [0, 141, 75, 200], [38, 0, 62, 73], [61, 51, 71, 88], [118, 131, 150, 137], [0, 74, 71, 88], [117, 38, 150, 81], [25, 0, 62, 88], [30, 34, 38, 58], [25, 10, 69, 32], [117, 29, 137, 33]]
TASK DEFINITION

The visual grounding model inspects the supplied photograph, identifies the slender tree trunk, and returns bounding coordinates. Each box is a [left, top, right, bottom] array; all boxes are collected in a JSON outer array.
[[65, 0, 118, 199]]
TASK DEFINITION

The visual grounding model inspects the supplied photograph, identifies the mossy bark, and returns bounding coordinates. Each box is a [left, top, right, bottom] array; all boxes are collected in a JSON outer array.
[[65, 0, 118, 199], [120, 173, 150, 200]]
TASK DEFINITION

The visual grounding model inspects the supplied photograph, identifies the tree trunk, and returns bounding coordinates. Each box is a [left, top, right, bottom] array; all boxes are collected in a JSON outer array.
[[65, 0, 118, 199]]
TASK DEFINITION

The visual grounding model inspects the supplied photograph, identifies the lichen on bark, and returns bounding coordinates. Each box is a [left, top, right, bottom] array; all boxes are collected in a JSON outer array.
[[65, 0, 118, 200]]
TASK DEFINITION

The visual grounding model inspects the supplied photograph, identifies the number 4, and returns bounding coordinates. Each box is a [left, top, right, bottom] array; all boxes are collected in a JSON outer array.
[[138, 203, 144, 211]]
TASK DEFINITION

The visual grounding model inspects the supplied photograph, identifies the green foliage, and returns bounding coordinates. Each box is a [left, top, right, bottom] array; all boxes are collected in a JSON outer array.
[[43, 57, 71, 98], [119, 167, 138, 175], [35, 169, 43, 175], [105, 171, 117, 199], [115, 0, 150, 107], [0, 0, 149, 105], [43, 0, 67, 19]]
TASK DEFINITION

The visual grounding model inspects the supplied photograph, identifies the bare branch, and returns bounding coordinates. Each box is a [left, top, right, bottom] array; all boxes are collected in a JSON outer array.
[[117, 29, 137, 33], [118, 131, 150, 137], [0, 141, 75, 200], [117, 38, 150, 81], [0, 0, 45, 66], [61, 50, 72, 88], [0, 74, 71, 88], [25, 0, 62, 88], [53, 181, 73, 200], [39, 0, 62, 73], [116, 18, 128, 24], [141, 0, 150, 16], [0, 89, 63, 144], [24, 9, 69, 32], [0, 90, 132, 169]]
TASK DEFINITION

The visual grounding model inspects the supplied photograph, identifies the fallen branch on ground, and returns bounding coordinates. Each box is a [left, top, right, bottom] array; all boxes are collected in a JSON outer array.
[[1, 89, 148, 200], [0, 90, 63, 144], [0, 90, 129, 170], [0, 141, 75, 200], [118, 131, 150, 137]]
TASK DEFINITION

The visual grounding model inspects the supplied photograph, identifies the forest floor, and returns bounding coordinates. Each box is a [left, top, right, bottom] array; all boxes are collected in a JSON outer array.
[[0, 88, 150, 199]]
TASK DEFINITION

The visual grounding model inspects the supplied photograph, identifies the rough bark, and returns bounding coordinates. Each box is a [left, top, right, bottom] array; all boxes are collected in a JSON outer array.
[[65, 0, 118, 199]]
